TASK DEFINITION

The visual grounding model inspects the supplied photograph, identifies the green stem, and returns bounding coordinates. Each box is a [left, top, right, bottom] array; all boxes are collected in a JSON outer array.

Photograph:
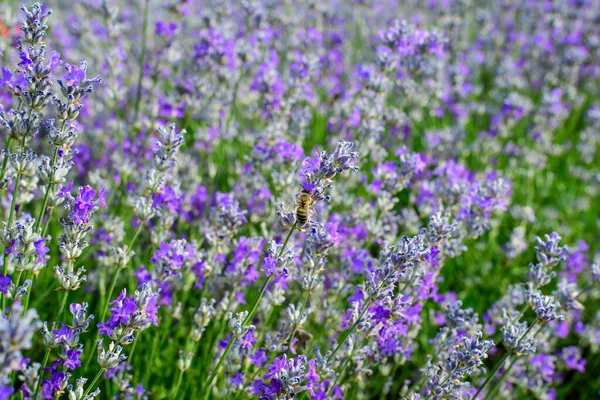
[[35, 146, 59, 232], [101, 221, 145, 322], [0, 137, 12, 184], [32, 348, 51, 400], [22, 271, 33, 312], [6, 172, 22, 243], [172, 321, 195, 397], [243, 225, 296, 326], [56, 291, 69, 322], [6, 270, 24, 318], [203, 225, 296, 396], [101, 269, 121, 323], [482, 356, 518, 400], [84, 221, 145, 372], [327, 299, 373, 363], [243, 276, 273, 326], [81, 271, 121, 373], [329, 334, 371, 396], [129, 331, 141, 368], [14, 270, 23, 290], [471, 321, 537, 400], [22, 144, 61, 313], [143, 333, 159, 387], [126, 222, 144, 256], [471, 351, 509, 400], [173, 369, 185, 398], [41, 205, 54, 237], [82, 368, 105, 398], [326, 348, 353, 395], [483, 324, 545, 400], [202, 338, 235, 400]]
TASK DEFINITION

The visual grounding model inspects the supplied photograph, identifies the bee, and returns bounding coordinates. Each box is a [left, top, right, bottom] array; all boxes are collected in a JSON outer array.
[[293, 328, 314, 350], [295, 190, 316, 229]]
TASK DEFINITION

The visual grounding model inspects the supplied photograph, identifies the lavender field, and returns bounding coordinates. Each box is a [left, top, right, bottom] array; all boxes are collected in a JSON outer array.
[[0, 1, 599, 399]]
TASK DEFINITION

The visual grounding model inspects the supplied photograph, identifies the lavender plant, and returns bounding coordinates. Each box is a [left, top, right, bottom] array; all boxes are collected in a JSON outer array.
[[0, 0, 598, 399]]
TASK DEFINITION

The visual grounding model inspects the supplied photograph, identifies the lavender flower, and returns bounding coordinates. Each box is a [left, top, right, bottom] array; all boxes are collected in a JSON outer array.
[[0, 1, 596, 399], [253, 354, 320, 398], [96, 339, 126, 370], [97, 283, 159, 345], [298, 141, 359, 199], [530, 292, 564, 324], [0, 305, 40, 388]]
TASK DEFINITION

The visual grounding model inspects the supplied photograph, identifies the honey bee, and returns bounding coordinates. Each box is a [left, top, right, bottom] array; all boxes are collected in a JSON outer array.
[[295, 190, 316, 229], [293, 328, 314, 350]]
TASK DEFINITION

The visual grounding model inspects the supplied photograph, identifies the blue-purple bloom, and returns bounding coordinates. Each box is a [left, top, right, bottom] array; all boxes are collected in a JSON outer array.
[[98, 284, 159, 344], [0, 1, 597, 399]]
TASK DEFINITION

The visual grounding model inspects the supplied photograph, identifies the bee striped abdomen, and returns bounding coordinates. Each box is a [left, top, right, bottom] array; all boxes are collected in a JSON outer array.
[[296, 207, 309, 225], [295, 191, 314, 227]]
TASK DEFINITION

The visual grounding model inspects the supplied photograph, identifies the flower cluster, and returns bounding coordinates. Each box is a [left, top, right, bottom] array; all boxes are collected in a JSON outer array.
[[252, 354, 320, 399], [0, 1, 597, 399], [0, 305, 40, 398], [97, 284, 159, 345]]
